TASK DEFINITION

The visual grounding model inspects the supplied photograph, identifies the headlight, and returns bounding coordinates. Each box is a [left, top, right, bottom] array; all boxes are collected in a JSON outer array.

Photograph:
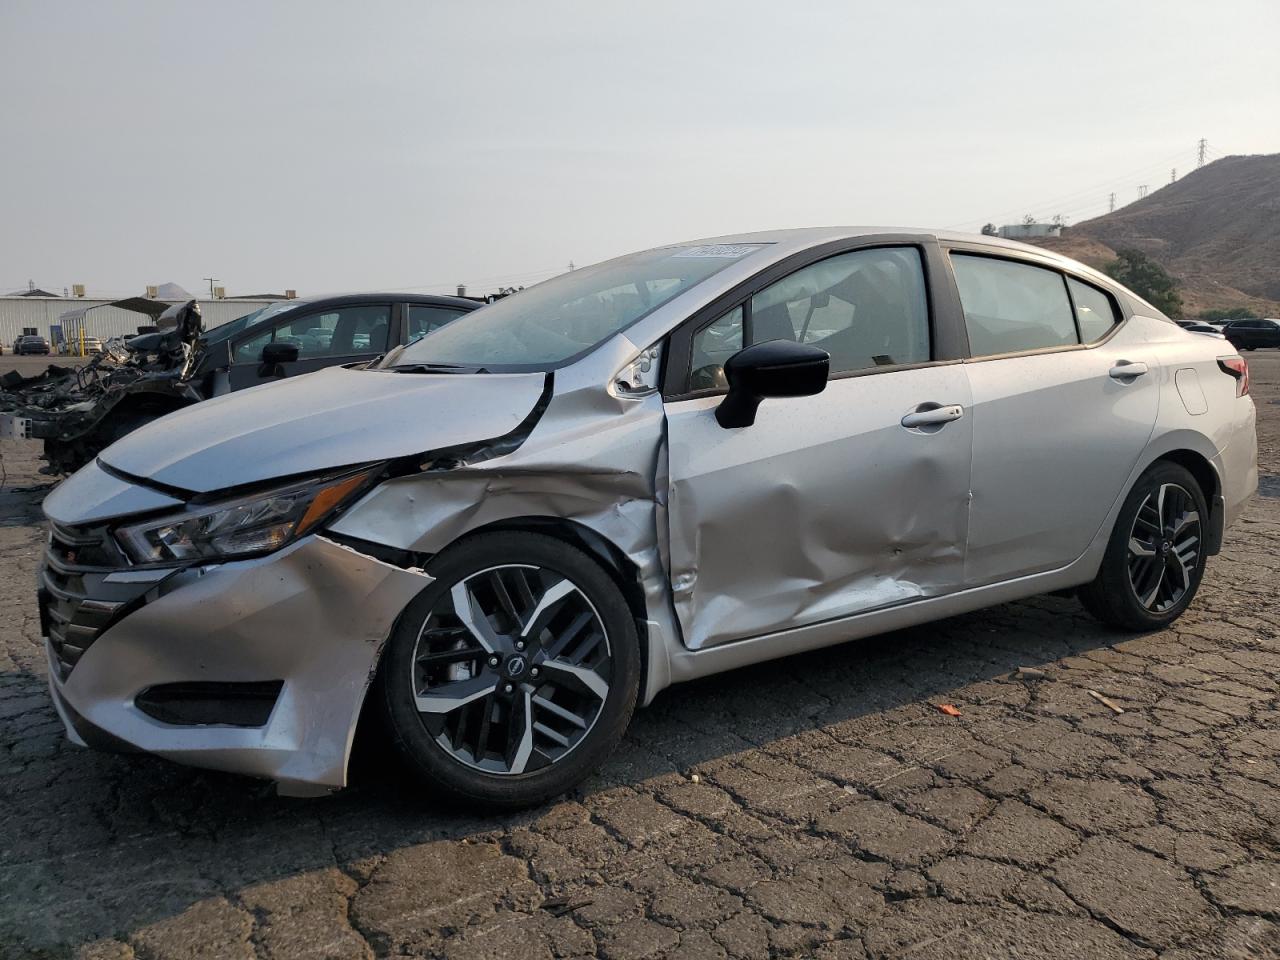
[[116, 468, 375, 565]]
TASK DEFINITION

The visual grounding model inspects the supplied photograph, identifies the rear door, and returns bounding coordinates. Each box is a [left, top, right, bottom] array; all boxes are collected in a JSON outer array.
[[948, 249, 1160, 585], [227, 302, 393, 390]]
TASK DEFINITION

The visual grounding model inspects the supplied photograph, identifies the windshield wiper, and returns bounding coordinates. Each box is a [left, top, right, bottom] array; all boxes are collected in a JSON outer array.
[[389, 362, 489, 374]]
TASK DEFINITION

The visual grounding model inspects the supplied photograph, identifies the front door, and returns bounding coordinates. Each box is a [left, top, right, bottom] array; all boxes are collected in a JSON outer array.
[[663, 245, 974, 650]]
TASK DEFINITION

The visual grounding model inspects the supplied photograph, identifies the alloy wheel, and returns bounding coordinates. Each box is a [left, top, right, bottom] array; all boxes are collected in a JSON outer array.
[[1126, 482, 1201, 613], [410, 564, 612, 775]]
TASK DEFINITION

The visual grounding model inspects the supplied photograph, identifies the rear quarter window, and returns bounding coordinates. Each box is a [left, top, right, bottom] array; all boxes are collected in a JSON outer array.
[[1066, 276, 1121, 342]]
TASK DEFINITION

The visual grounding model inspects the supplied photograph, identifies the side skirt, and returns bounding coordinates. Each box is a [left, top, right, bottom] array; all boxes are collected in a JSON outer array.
[[664, 559, 1097, 686]]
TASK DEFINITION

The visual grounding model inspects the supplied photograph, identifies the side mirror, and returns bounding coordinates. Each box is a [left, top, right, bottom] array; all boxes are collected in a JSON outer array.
[[259, 341, 300, 377], [261, 342, 300, 365], [715, 340, 830, 429]]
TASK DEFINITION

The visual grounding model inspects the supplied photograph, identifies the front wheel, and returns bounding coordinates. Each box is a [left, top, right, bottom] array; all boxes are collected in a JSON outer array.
[[1079, 462, 1208, 631], [380, 531, 640, 808]]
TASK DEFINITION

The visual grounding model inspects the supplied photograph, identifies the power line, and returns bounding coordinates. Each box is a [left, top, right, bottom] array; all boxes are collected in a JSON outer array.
[[943, 147, 1196, 230], [947, 139, 1228, 232]]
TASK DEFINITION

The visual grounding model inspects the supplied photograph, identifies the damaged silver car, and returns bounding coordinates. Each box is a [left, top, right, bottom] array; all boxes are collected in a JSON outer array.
[[41, 228, 1257, 805]]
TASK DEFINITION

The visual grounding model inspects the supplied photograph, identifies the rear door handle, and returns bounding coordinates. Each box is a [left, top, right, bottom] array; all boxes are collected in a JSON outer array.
[[1109, 361, 1149, 380], [901, 404, 964, 429]]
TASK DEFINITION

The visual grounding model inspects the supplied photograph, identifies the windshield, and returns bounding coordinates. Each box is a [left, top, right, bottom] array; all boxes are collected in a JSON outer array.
[[389, 243, 766, 370]]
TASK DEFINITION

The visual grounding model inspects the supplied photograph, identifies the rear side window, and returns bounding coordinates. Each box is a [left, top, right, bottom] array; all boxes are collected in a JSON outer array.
[[1066, 277, 1119, 342], [951, 255, 1077, 357]]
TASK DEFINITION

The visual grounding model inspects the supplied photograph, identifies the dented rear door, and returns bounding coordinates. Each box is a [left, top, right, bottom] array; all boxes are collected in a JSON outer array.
[[664, 365, 974, 650]]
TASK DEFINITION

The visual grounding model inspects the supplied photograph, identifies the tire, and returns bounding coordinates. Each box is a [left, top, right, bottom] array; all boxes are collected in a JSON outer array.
[[1079, 461, 1208, 631], [380, 531, 640, 808]]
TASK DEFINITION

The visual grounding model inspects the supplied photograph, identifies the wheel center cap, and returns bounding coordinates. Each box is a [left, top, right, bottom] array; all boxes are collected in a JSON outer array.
[[1160, 541, 1171, 555], [505, 655, 527, 678]]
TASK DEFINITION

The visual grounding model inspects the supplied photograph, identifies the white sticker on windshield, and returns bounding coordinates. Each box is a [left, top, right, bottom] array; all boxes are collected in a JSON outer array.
[[670, 244, 763, 259]]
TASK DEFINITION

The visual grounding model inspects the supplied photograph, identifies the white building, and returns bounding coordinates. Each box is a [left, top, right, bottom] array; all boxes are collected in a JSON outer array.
[[0, 295, 280, 349], [998, 223, 1063, 240]]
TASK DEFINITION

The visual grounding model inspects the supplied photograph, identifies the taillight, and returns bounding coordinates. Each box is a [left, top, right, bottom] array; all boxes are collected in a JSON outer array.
[[1218, 356, 1250, 397]]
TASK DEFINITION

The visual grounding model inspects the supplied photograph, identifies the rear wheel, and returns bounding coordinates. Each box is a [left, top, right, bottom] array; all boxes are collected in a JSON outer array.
[[1079, 462, 1207, 631], [380, 532, 640, 808]]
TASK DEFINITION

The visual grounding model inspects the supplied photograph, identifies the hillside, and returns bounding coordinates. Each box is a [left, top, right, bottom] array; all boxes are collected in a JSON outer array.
[[1026, 153, 1280, 317]]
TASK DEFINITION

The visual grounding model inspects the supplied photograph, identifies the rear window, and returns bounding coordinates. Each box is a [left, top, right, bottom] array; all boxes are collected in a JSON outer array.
[[951, 255, 1078, 357]]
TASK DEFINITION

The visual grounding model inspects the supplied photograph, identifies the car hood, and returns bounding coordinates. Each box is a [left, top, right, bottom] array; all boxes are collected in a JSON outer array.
[[99, 366, 547, 493]]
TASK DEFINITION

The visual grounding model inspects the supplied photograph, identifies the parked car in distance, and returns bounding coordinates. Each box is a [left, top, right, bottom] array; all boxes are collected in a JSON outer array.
[[58, 337, 105, 355], [15, 335, 51, 355], [1223, 317, 1280, 350], [41, 228, 1258, 806], [1174, 320, 1225, 338]]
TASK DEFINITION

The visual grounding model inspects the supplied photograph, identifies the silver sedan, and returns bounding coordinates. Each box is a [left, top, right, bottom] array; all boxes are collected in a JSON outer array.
[[41, 228, 1257, 805]]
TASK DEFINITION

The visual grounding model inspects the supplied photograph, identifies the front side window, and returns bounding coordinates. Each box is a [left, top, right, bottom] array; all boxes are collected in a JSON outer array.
[[951, 255, 1078, 357], [233, 305, 391, 362], [681, 247, 930, 391], [391, 243, 766, 370], [233, 328, 274, 363], [407, 305, 466, 341], [1066, 277, 1119, 342], [750, 247, 929, 375], [291, 305, 390, 358], [690, 306, 743, 391]]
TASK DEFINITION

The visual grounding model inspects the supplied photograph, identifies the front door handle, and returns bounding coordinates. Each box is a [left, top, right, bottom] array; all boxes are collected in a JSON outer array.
[[1109, 360, 1149, 380], [901, 404, 964, 429]]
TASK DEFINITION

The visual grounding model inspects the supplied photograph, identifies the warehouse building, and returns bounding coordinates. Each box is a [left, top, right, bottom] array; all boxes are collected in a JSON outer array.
[[0, 295, 281, 351]]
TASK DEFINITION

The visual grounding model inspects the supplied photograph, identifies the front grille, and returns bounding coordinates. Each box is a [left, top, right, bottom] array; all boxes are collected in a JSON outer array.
[[40, 522, 133, 680]]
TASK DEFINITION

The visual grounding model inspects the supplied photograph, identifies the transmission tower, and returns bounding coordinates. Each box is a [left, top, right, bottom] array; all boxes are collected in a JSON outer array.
[[1171, 168, 1177, 183], [1137, 185, 1149, 199], [1197, 138, 1207, 167], [1108, 192, 1116, 213]]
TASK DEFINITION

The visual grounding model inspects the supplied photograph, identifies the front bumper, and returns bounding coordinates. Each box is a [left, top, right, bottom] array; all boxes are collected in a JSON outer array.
[[43, 534, 431, 795]]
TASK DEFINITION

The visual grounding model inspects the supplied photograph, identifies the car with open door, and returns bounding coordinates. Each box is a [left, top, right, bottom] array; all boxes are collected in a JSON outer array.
[[40, 229, 1256, 806]]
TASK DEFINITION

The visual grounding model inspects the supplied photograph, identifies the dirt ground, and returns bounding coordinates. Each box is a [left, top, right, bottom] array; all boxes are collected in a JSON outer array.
[[1, 356, 1278, 960]]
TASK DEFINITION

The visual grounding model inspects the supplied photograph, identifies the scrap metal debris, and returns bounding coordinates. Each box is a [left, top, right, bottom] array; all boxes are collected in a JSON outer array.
[[1014, 666, 1048, 680], [0, 301, 204, 474]]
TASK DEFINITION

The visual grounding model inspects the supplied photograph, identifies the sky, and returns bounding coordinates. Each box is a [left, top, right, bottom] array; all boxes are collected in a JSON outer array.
[[2, 0, 1278, 299]]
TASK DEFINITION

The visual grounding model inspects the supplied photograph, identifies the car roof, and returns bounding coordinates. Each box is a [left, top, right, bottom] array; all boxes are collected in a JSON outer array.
[[277, 292, 480, 311], [679, 226, 1096, 268], [663, 226, 1150, 316]]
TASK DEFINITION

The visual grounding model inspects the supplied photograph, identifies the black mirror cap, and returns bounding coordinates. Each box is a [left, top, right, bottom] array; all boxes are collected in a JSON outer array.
[[715, 339, 830, 429], [261, 342, 300, 365]]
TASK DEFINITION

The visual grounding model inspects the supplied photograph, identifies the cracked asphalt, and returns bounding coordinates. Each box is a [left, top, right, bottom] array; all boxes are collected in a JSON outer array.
[[2, 356, 1278, 960]]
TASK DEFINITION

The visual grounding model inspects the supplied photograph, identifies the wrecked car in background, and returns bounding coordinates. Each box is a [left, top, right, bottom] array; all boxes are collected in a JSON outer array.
[[40, 228, 1256, 806], [0, 293, 478, 473]]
